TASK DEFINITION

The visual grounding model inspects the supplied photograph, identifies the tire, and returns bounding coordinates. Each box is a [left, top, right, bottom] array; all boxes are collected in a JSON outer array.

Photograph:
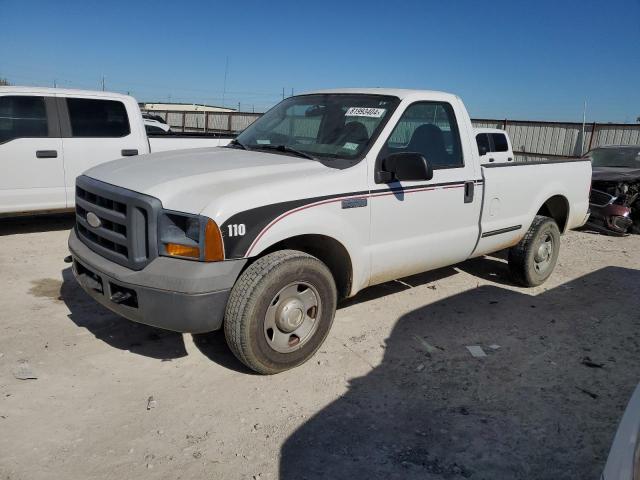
[[224, 250, 337, 374], [508, 215, 561, 287]]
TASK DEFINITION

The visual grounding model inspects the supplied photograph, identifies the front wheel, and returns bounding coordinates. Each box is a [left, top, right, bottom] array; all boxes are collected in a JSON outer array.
[[508, 215, 561, 287], [224, 250, 337, 374]]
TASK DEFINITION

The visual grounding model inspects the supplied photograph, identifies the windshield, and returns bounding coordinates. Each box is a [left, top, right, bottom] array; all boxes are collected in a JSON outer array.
[[588, 147, 640, 168], [235, 94, 400, 160]]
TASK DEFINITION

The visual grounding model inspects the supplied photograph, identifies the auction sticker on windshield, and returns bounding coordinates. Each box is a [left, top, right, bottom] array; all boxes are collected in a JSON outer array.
[[345, 107, 386, 118]]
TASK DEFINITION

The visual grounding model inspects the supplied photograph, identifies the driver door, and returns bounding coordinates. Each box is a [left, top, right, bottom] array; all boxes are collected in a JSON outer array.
[[368, 101, 481, 285]]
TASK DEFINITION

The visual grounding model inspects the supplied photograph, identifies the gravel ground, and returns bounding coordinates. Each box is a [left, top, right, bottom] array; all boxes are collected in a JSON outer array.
[[1, 214, 639, 480]]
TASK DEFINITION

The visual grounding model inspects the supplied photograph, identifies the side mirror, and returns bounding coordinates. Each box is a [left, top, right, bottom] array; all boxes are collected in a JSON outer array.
[[377, 152, 433, 183], [478, 145, 488, 156]]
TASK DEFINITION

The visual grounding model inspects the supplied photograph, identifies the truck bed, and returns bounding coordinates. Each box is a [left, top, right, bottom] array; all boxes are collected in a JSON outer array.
[[472, 158, 592, 257]]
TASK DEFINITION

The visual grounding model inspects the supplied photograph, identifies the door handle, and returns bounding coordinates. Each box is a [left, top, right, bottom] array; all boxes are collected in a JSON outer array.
[[488, 157, 495, 163], [36, 150, 58, 158], [121, 149, 138, 156], [464, 181, 475, 204]]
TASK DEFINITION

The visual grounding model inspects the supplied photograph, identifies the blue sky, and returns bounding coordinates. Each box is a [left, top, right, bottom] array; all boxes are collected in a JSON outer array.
[[1, 0, 639, 122]]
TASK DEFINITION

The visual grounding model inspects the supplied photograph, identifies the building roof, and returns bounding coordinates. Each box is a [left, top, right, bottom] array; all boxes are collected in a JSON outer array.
[[141, 101, 235, 111]]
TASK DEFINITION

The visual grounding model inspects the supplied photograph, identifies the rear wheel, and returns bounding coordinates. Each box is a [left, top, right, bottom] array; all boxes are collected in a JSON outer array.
[[508, 215, 561, 287], [224, 250, 337, 374]]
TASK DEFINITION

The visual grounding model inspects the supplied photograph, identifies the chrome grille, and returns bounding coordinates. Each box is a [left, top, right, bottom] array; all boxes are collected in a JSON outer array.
[[589, 189, 615, 207], [75, 176, 162, 270]]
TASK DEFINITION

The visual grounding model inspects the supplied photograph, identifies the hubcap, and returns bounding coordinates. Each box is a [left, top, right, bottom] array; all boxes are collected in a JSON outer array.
[[533, 233, 554, 273], [276, 298, 305, 332], [264, 282, 320, 353]]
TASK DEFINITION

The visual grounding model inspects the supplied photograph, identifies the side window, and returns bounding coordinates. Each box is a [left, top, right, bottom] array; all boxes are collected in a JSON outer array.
[[476, 133, 490, 155], [383, 102, 463, 168], [67, 98, 130, 138], [145, 125, 167, 134], [491, 133, 509, 152], [0, 96, 49, 143]]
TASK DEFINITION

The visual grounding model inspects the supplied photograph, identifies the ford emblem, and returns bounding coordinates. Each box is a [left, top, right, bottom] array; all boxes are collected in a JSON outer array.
[[86, 212, 102, 229]]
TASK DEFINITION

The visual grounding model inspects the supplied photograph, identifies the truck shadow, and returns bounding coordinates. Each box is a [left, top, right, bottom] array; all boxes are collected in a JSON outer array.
[[340, 266, 459, 307], [60, 268, 188, 360], [455, 253, 515, 287], [58, 253, 517, 369], [279, 266, 640, 480], [0, 212, 75, 236], [192, 266, 463, 372], [191, 331, 255, 374]]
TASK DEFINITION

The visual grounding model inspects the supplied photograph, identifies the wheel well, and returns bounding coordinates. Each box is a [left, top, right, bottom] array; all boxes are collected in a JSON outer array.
[[259, 235, 353, 299], [537, 195, 569, 232]]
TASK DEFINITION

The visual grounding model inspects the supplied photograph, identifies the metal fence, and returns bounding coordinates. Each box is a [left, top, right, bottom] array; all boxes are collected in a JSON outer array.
[[145, 109, 640, 160], [144, 110, 261, 134], [472, 118, 640, 160]]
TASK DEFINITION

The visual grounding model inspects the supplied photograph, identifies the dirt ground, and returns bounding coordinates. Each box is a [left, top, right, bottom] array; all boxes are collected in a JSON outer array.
[[1, 214, 639, 480]]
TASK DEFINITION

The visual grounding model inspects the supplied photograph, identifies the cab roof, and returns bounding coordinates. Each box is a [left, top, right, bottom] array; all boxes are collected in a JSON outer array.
[[0, 85, 132, 100], [302, 87, 460, 103]]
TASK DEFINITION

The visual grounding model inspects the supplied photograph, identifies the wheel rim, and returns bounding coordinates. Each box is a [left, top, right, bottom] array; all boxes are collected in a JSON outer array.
[[533, 233, 554, 273], [263, 281, 321, 353]]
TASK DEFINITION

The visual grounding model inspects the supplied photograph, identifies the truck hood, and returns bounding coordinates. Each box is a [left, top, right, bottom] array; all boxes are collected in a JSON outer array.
[[84, 147, 332, 214], [591, 166, 640, 182]]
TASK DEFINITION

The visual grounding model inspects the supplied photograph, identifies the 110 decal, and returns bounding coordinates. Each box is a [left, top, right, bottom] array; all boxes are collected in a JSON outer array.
[[227, 224, 246, 237]]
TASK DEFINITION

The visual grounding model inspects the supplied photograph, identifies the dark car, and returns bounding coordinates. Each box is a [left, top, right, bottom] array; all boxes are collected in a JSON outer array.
[[585, 145, 640, 235]]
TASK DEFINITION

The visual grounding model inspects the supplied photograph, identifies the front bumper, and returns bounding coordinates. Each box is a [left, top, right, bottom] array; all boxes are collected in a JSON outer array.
[[68, 229, 247, 333], [587, 204, 633, 236]]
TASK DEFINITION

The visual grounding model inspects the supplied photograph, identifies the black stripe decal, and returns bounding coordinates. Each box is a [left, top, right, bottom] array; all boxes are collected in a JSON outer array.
[[482, 159, 590, 168], [369, 179, 472, 194], [221, 190, 367, 258], [220, 179, 480, 258], [481, 225, 522, 237]]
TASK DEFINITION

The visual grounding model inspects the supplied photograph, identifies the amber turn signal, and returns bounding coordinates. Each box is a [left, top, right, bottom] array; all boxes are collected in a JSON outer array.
[[204, 219, 225, 262], [165, 243, 200, 258]]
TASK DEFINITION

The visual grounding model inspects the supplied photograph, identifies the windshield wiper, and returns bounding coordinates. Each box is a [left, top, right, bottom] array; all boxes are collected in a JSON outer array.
[[227, 139, 248, 150], [252, 144, 317, 160]]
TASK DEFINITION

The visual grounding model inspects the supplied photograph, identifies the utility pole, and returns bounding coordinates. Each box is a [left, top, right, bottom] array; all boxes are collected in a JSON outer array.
[[581, 99, 587, 155], [222, 56, 229, 107], [101, 74, 105, 91], [291, 87, 294, 97], [53, 79, 57, 88], [282, 87, 285, 100], [238, 102, 241, 112]]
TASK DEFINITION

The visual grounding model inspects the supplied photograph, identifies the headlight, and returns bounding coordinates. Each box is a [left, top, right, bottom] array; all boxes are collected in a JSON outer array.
[[158, 211, 224, 262]]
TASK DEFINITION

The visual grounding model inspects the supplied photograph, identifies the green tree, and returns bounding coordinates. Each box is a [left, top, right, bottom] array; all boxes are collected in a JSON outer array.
[[0, 78, 10, 86]]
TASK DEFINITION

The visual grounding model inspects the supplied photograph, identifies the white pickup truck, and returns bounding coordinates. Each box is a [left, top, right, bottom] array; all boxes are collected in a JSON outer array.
[[68, 88, 591, 374], [475, 127, 514, 164], [0, 86, 232, 216]]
